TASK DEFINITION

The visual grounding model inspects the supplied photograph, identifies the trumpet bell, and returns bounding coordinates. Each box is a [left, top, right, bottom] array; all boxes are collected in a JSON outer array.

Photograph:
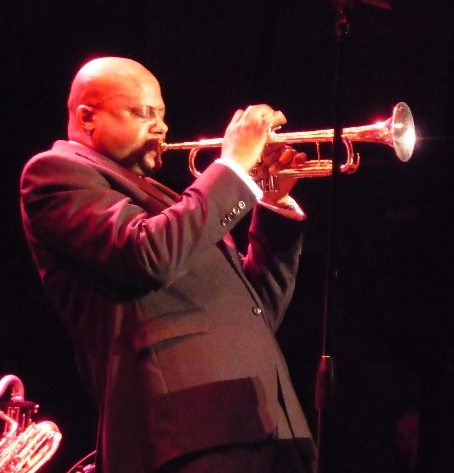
[[390, 102, 415, 162]]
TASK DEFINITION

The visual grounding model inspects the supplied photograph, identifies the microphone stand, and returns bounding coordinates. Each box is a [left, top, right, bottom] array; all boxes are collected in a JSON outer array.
[[315, 2, 353, 472]]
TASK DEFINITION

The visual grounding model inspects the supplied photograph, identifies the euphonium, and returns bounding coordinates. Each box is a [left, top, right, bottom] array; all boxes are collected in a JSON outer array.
[[161, 102, 415, 191], [0, 374, 62, 473]]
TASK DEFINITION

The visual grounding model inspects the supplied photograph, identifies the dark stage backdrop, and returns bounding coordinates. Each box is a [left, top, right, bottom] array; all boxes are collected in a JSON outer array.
[[1, 1, 452, 472]]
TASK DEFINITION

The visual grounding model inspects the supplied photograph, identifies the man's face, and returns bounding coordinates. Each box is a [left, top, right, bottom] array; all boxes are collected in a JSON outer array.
[[89, 77, 168, 176]]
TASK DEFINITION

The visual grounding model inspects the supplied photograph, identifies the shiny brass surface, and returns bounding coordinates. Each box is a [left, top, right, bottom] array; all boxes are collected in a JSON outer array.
[[162, 102, 415, 190], [0, 375, 62, 473]]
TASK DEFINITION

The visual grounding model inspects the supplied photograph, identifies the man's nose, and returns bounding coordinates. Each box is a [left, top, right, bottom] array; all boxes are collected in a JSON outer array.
[[152, 116, 168, 137]]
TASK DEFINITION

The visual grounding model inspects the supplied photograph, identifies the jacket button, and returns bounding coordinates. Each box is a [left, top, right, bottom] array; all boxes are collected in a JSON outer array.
[[252, 307, 262, 315]]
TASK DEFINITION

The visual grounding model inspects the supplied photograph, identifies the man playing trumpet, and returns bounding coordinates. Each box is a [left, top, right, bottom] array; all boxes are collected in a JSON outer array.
[[20, 56, 316, 473]]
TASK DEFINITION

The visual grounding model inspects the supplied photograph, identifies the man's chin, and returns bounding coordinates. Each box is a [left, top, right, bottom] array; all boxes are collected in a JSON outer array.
[[135, 151, 163, 176]]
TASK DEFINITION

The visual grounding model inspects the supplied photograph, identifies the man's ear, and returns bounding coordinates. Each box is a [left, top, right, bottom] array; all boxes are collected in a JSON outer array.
[[76, 105, 96, 131]]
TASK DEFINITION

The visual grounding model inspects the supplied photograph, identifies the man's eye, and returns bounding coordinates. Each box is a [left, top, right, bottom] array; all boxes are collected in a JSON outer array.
[[132, 108, 148, 118]]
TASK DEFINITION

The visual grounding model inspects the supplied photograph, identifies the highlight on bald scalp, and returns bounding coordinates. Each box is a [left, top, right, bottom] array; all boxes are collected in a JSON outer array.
[[67, 56, 156, 111]]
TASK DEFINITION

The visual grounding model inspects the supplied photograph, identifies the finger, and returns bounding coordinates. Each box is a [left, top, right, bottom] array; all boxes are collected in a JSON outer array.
[[278, 147, 297, 167], [241, 105, 276, 141], [261, 143, 285, 166], [228, 109, 245, 126], [242, 104, 272, 120], [243, 104, 285, 130], [290, 152, 308, 168], [265, 142, 286, 154], [271, 110, 287, 127], [268, 162, 282, 175]]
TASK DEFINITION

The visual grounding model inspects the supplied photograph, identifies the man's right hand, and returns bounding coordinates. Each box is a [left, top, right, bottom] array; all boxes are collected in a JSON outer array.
[[221, 104, 287, 173]]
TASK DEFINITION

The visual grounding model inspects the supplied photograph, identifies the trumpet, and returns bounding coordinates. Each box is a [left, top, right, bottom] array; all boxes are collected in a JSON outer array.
[[161, 102, 415, 191]]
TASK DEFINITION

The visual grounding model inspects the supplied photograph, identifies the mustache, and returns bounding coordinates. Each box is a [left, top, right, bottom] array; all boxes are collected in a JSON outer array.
[[144, 138, 163, 152]]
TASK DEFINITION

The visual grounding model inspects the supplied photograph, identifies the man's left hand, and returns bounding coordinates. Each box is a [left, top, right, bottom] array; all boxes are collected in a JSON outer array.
[[256, 144, 307, 208]]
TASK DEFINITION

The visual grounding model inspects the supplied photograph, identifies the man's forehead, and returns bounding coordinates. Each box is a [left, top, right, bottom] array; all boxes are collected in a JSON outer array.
[[89, 69, 162, 100], [100, 90, 165, 109]]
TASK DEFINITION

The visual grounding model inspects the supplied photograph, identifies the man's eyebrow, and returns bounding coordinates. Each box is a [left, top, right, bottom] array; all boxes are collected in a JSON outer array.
[[130, 103, 164, 112], [146, 104, 166, 113]]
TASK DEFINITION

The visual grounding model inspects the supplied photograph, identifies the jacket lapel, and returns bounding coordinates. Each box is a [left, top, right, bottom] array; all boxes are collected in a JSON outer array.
[[73, 146, 179, 207], [142, 177, 180, 206]]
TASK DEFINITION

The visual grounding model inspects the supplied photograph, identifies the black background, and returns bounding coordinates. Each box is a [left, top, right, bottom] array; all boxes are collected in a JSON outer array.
[[1, 0, 453, 472]]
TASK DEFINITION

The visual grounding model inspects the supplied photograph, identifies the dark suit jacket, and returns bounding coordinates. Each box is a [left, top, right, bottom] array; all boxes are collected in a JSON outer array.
[[20, 140, 316, 473]]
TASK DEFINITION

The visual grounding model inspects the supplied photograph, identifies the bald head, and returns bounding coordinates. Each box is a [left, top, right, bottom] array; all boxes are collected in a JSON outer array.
[[66, 57, 167, 176], [68, 57, 157, 110], [67, 57, 161, 134]]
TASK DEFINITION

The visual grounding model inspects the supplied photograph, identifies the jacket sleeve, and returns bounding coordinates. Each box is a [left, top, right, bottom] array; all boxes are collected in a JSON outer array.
[[20, 152, 257, 290]]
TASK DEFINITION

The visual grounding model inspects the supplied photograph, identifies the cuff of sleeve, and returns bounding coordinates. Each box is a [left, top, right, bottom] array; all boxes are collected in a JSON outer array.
[[259, 197, 306, 221], [215, 158, 305, 221], [215, 157, 263, 201]]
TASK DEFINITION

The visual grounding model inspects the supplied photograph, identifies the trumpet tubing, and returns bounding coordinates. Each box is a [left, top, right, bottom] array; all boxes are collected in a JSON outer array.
[[161, 102, 415, 190]]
